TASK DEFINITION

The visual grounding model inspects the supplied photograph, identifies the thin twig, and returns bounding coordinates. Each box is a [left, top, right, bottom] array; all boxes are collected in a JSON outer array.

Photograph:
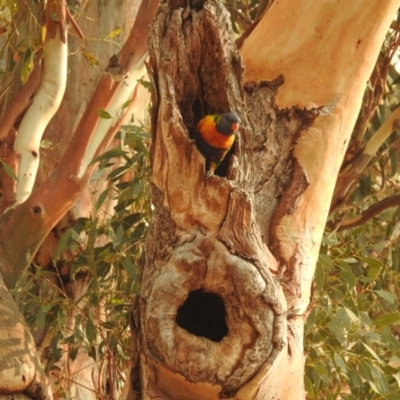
[[66, 6, 85, 39], [330, 194, 400, 231]]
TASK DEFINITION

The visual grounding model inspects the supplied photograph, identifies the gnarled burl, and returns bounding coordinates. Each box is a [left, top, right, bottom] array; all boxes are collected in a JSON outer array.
[[130, 1, 318, 399]]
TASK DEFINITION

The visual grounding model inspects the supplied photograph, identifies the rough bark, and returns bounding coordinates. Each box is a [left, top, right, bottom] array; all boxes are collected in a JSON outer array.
[[241, 0, 400, 274], [130, 0, 400, 399], [0, 273, 52, 399], [240, 0, 400, 320], [130, 1, 316, 399], [0, 0, 398, 398]]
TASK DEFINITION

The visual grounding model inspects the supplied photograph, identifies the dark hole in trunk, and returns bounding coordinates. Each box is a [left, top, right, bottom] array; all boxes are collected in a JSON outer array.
[[176, 289, 228, 342]]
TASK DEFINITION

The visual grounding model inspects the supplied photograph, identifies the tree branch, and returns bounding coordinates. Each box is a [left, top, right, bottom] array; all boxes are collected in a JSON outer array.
[[331, 106, 400, 212], [13, 1, 68, 206], [76, 0, 160, 178], [329, 194, 400, 231], [66, 6, 85, 39], [0, 58, 41, 142], [0, 0, 160, 289], [0, 128, 18, 213]]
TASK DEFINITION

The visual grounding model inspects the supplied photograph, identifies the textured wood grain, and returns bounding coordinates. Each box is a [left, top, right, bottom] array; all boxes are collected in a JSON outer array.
[[137, 1, 292, 399], [134, 1, 400, 399]]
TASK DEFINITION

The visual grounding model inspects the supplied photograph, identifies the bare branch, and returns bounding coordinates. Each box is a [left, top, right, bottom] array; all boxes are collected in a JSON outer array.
[[331, 107, 400, 211], [0, 59, 41, 142], [13, 0, 68, 206], [0, 0, 160, 289], [76, 0, 159, 178], [66, 6, 85, 39], [330, 194, 400, 231]]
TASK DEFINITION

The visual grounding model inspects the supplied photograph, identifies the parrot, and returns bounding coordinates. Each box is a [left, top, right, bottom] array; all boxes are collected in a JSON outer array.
[[194, 112, 241, 176]]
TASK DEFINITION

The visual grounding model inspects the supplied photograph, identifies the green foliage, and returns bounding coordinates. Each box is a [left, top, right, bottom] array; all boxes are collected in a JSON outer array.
[[104, 27, 122, 40], [0, 159, 18, 181], [223, 0, 271, 34], [0, 1, 17, 26], [308, 15, 400, 399], [305, 224, 400, 400], [12, 121, 151, 391], [4, 1, 400, 397], [97, 108, 113, 119], [0, 1, 44, 82]]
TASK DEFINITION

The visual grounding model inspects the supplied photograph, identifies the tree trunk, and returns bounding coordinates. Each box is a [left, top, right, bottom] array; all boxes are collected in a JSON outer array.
[[129, 0, 400, 399], [0, 1, 157, 398], [1, 0, 398, 398]]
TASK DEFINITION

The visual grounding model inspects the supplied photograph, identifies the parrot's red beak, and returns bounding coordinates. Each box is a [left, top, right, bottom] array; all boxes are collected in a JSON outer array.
[[231, 122, 240, 133]]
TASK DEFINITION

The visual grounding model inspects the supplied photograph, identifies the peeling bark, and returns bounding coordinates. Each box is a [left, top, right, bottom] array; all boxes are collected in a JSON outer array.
[[131, 1, 309, 398], [131, 0, 400, 399], [241, 1, 400, 293], [0, 0, 159, 289], [0, 1, 159, 398], [0, 0, 398, 398]]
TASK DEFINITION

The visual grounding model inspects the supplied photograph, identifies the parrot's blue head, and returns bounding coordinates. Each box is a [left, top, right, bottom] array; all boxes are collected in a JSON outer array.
[[215, 112, 241, 136]]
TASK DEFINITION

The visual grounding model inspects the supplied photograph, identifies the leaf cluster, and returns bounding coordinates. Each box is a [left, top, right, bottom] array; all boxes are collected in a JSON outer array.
[[12, 121, 152, 394], [307, 15, 400, 398], [305, 227, 400, 400]]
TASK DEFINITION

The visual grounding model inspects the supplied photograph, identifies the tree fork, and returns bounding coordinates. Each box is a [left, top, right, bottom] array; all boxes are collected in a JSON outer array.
[[131, 1, 319, 398], [0, 1, 160, 396]]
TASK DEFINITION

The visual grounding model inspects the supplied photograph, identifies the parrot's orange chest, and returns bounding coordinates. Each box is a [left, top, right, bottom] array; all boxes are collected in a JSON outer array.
[[197, 116, 235, 150], [194, 112, 240, 175]]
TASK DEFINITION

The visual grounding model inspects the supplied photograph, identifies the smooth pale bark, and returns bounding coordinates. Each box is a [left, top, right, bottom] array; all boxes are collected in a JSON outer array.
[[241, 0, 400, 294], [13, 29, 67, 205], [238, 0, 400, 397], [130, 1, 400, 400], [76, 56, 147, 178], [0, 0, 158, 287], [0, 1, 158, 398]]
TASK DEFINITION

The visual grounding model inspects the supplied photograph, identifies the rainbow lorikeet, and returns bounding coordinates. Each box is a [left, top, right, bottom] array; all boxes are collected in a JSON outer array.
[[194, 112, 241, 176]]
